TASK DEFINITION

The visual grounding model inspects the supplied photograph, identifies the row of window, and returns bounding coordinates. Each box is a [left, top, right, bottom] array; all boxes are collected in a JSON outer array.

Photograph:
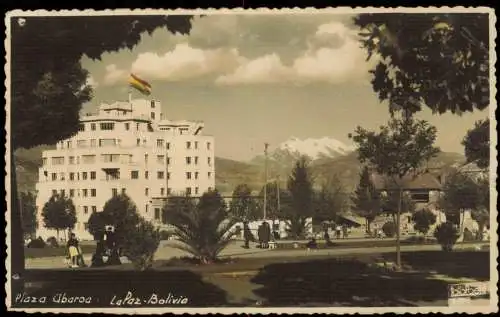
[[46, 170, 213, 182], [45, 154, 213, 167], [60, 136, 212, 151], [52, 188, 97, 198]]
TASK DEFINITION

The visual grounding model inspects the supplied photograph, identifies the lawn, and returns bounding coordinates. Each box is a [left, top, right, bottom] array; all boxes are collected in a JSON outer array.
[[17, 250, 490, 308]]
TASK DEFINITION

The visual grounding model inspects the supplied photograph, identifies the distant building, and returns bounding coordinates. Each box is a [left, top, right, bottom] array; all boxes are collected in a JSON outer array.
[[35, 98, 215, 240]]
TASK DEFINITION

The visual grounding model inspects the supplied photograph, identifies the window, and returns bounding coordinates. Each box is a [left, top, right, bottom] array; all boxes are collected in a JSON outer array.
[[82, 172, 88, 180], [186, 187, 192, 196], [122, 188, 126, 195], [90, 139, 97, 148], [100, 122, 115, 130], [151, 112, 155, 119], [186, 141, 191, 149], [207, 142, 211, 150], [69, 189, 75, 197], [167, 188, 172, 195], [42, 157, 47, 166], [69, 156, 75, 165], [166, 142, 170, 150], [186, 157, 191, 165], [157, 155, 165, 164], [161, 188, 165, 196], [92, 206, 97, 213], [157, 171, 165, 179], [101, 154, 120, 162], [145, 188, 149, 196], [145, 205, 149, 213], [69, 173, 75, 181], [195, 172, 199, 180], [136, 123, 140, 131], [208, 172, 212, 179], [84, 206, 89, 214], [151, 100, 155, 108], [91, 189, 96, 197], [208, 187, 213, 191], [60, 189, 65, 197], [52, 189, 57, 196], [207, 157, 212, 166], [51, 173, 57, 181], [91, 123, 96, 131], [167, 172, 171, 180], [52, 157, 64, 165], [194, 156, 199, 165], [194, 141, 198, 149], [143, 139, 147, 146], [77, 140, 87, 148], [66, 141, 72, 149], [145, 171, 149, 179], [112, 188, 118, 196], [154, 208, 160, 220], [131, 171, 139, 179], [78, 124, 85, 131], [157, 139, 164, 147], [145, 154, 148, 164], [60, 173, 65, 181], [90, 171, 96, 180], [167, 157, 171, 165], [83, 189, 88, 197], [105, 170, 120, 180], [77, 172, 80, 180], [411, 192, 430, 203], [195, 187, 199, 195], [137, 138, 140, 146], [125, 123, 130, 130], [82, 155, 96, 164], [186, 172, 192, 180], [99, 139, 116, 147]]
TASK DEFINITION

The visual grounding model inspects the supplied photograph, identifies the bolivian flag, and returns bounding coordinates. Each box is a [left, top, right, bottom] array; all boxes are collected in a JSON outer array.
[[129, 73, 152, 95]]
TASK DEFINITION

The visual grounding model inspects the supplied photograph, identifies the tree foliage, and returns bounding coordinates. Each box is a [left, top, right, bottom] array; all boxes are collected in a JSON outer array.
[[20, 192, 37, 237], [351, 167, 381, 231], [380, 187, 416, 216], [11, 15, 193, 150], [259, 181, 291, 220], [354, 13, 489, 115], [462, 118, 490, 169], [349, 116, 441, 180], [41, 194, 77, 238], [162, 195, 197, 225], [121, 219, 160, 271], [314, 174, 348, 223], [286, 157, 314, 239], [229, 184, 260, 221], [163, 189, 237, 264], [87, 211, 107, 240], [470, 175, 490, 238], [101, 194, 141, 248], [411, 208, 437, 235]]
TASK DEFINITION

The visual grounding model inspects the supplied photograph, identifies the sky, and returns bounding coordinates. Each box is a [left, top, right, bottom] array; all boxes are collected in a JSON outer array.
[[81, 13, 489, 162]]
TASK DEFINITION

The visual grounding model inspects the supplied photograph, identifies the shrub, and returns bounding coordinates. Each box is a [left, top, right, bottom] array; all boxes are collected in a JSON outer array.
[[382, 221, 396, 238], [27, 237, 46, 248], [121, 219, 160, 270], [159, 230, 170, 241], [434, 222, 460, 251], [411, 208, 437, 235], [46, 236, 59, 248]]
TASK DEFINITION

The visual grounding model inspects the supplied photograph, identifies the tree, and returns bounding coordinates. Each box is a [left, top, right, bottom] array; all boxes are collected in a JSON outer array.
[[349, 115, 440, 268], [353, 13, 489, 115], [229, 184, 260, 221], [121, 219, 160, 271], [471, 175, 490, 239], [380, 184, 416, 220], [462, 119, 490, 169], [411, 208, 437, 236], [8, 13, 194, 292], [20, 192, 37, 239], [162, 195, 197, 225], [259, 181, 290, 221], [314, 174, 348, 224], [41, 194, 77, 240], [285, 157, 314, 239], [351, 167, 382, 232], [164, 189, 237, 264], [87, 211, 107, 241], [101, 194, 141, 248]]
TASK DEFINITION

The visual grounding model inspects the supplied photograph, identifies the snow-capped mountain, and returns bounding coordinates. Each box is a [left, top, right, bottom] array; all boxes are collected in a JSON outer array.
[[277, 136, 355, 160]]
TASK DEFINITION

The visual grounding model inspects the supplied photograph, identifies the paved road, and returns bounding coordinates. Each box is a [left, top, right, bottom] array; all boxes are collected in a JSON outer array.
[[25, 240, 487, 269]]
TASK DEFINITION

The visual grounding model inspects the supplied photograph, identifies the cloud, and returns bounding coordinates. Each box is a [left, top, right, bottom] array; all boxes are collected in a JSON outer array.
[[215, 54, 292, 85], [103, 64, 127, 85], [130, 43, 243, 81], [216, 21, 374, 86]]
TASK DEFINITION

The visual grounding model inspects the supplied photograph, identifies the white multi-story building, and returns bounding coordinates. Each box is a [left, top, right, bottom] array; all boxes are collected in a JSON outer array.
[[35, 98, 215, 240]]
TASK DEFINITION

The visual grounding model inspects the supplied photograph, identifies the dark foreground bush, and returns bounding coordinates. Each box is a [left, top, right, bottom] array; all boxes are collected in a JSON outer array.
[[121, 220, 160, 270], [382, 222, 396, 238], [434, 222, 460, 251], [27, 237, 46, 248]]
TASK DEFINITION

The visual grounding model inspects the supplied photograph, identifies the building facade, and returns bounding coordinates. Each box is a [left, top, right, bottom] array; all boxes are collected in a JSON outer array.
[[35, 98, 215, 240]]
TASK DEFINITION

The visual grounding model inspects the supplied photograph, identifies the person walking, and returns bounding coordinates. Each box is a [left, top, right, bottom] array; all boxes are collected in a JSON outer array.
[[335, 224, 342, 240], [243, 221, 252, 249], [67, 233, 80, 268], [262, 222, 271, 249], [342, 225, 348, 239], [257, 223, 264, 248]]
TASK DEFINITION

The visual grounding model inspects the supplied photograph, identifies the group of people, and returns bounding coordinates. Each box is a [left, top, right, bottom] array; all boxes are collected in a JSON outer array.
[[243, 221, 276, 249], [324, 224, 351, 241], [66, 232, 86, 268]]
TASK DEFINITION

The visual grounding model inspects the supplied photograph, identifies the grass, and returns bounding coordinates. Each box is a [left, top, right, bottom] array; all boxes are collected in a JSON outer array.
[[25, 245, 96, 259]]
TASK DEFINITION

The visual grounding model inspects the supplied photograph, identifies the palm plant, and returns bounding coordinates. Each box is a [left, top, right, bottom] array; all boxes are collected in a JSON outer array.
[[163, 189, 237, 264]]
